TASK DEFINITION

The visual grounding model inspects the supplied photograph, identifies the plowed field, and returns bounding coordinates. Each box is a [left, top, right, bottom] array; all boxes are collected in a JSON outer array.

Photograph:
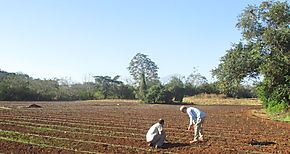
[[0, 101, 289, 153]]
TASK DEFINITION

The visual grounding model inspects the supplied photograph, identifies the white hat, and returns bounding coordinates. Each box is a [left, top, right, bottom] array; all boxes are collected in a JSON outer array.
[[179, 106, 186, 111]]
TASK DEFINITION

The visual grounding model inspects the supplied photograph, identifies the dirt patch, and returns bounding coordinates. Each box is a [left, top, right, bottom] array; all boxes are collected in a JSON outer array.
[[27, 104, 42, 108]]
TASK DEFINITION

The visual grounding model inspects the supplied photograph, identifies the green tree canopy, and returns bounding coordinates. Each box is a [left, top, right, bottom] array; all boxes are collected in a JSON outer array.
[[93, 75, 123, 99], [145, 84, 173, 103], [212, 0, 289, 112], [165, 76, 185, 102], [127, 53, 159, 86]]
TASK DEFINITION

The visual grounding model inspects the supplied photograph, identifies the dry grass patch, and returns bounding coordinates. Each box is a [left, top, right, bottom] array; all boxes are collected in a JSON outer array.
[[0, 106, 11, 110], [251, 109, 271, 119], [183, 94, 261, 105]]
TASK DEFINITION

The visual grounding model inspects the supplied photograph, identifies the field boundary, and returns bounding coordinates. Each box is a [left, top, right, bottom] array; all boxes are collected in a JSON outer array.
[[245, 109, 290, 129]]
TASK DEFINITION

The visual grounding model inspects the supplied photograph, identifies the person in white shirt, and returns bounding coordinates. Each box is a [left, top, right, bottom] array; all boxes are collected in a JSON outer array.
[[180, 106, 206, 143], [146, 119, 166, 148]]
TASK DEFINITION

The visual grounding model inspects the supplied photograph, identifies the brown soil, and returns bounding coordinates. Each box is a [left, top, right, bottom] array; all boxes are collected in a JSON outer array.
[[0, 101, 289, 153], [27, 104, 42, 108]]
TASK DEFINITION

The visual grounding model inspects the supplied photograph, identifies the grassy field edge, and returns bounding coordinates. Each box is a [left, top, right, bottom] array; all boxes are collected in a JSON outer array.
[[251, 109, 290, 123]]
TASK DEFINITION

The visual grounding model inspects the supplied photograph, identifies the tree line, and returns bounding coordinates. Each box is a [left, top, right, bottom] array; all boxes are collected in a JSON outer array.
[[0, 70, 134, 101], [0, 68, 256, 102]]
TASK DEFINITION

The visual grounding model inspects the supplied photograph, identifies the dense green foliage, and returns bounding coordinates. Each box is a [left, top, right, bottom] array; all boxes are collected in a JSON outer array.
[[0, 68, 256, 102], [212, 43, 262, 97], [143, 84, 173, 103], [212, 1, 289, 112], [0, 70, 134, 101], [93, 75, 128, 99], [137, 73, 256, 104], [165, 76, 185, 102]]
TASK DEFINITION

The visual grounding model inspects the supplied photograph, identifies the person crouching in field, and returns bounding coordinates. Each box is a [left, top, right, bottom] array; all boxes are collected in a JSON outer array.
[[180, 106, 206, 143], [146, 119, 166, 148]]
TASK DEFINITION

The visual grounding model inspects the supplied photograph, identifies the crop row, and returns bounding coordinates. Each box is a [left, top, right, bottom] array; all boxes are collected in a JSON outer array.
[[0, 114, 283, 136], [1, 115, 288, 140], [0, 118, 264, 143], [0, 121, 274, 154], [0, 119, 288, 153], [0, 128, 163, 153], [1, 114, 287, 153], [7, 111, 273, 132], [0, 124, 228, 153], [82, 108, 274, 127], [0, 120, 247, 143], [0, 120, 143, 139]]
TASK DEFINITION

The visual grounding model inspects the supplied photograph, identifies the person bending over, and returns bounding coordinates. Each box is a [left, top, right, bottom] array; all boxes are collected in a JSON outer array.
[[180, 106, 206, 143]]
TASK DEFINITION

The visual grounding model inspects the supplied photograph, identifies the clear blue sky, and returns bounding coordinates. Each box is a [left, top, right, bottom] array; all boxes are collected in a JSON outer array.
[[0, 0, 266, 83]]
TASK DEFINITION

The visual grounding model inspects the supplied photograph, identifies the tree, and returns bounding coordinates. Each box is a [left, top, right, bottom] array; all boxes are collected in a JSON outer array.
[[128, 53, 159, 87], [128, 53, 160, 102], [94, 75, 123, 99], [0, 72, 35, 101], [212, 43, 262, 97], [68, 82, 96, 100], [145, 84, 173, 103], [197, 82, 221, 95], [186, 67, 208, 87], [112, 84, 135, 99], [136, 72, 147, 100], [185, 67, 208, 96], [29, 79, 59, 100], [165, 76, 185, 102], [212, 1, 289, 112]]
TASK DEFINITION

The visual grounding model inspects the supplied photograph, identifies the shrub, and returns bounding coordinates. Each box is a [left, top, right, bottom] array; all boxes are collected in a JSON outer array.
[[143, 84, 173, 103]]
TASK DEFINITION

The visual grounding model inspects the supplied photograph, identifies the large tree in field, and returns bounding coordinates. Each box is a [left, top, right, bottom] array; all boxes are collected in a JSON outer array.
[[212, 1, 289, 112], [128, 53, 159, 101], [128, 53, 159, 86]]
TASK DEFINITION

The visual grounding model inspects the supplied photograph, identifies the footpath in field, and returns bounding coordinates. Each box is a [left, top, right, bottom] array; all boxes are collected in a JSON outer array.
[[0, 101, 289, 153]]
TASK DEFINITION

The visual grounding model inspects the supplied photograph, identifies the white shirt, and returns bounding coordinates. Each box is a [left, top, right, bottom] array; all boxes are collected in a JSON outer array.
[[186, 107, 206, 125], [146, 122, 163, 142]]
